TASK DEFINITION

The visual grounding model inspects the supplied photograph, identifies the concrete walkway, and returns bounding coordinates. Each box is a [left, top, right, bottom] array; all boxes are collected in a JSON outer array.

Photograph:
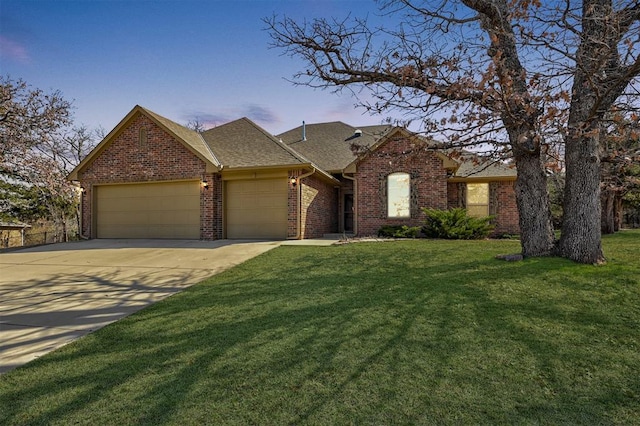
[[0, 239, 286, 374]]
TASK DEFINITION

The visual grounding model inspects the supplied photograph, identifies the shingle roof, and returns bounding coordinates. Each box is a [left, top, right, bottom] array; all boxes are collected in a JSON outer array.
[[453, 155, 517, 179], [70, 105, 516, 183], [278, 121, 516, 179], [201, 117, 309, 169], [277, 122, 392, 173]]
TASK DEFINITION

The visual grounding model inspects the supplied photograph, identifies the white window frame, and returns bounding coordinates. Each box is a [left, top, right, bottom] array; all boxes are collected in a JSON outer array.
[[387, 172, 411, 218]]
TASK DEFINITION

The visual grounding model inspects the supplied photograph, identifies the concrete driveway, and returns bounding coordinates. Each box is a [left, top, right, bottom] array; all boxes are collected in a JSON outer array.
[[0, 239, 281, 374]]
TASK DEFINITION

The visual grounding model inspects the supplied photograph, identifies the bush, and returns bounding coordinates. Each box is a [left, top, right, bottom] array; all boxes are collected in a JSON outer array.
[[377, 225, 422, 238], [422, 208, 494, 239]]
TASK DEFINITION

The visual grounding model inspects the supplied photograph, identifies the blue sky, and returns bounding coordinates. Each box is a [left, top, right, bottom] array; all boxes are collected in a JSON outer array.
[[1, 0, 392, 135]]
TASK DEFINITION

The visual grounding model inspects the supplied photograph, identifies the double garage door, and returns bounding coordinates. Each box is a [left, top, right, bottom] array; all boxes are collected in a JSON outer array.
[[96, 181, 200, 239], [95, 179, 288, 239]]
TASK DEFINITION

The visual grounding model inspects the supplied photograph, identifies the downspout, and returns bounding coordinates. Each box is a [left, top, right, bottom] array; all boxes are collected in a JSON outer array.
[[342, 172, 357, 236], [295, 167, 316, 239]]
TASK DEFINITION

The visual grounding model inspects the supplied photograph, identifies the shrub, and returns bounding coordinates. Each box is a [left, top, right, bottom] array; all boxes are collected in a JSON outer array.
[[422, 208, 494, 240], [377, 225, 422, 238]]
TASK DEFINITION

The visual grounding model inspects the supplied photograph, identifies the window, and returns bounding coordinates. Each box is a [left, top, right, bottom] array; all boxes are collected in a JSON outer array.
[[467, 183, 489, 217], [387, 172, 410, 218]]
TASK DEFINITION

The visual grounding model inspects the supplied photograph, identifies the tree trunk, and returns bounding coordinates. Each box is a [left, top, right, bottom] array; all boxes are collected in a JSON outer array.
[[559, 130, 605, 263], [62, 215, 68, 242], [557, 0, 611, 264], [614, 195, 623, 232], [601, 188, 615, 234], [512, 148, 555, 257]]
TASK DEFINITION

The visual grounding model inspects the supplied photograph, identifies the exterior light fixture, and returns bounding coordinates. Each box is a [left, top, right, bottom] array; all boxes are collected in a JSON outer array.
[[289, 177, 297, 187], [202, 180, 209, 189]]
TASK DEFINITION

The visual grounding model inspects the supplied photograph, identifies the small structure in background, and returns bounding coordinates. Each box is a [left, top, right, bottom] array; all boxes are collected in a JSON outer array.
[[0, 222, 32, 248]]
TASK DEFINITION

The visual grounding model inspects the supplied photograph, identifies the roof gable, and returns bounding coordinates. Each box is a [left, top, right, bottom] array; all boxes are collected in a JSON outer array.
[[341, 127, 456, 172], [68, 105, 219, 180]]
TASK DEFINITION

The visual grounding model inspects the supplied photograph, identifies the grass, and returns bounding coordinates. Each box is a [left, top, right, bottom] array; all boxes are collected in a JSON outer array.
[[1, 231, 639, 425]]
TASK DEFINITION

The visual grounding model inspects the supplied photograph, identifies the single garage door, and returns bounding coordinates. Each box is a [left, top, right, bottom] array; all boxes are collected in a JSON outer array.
[[96, 181, 200, 239], [226, 178, 287, 239]]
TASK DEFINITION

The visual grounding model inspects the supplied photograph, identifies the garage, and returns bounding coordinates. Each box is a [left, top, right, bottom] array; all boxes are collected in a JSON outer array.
[[95, 181, 200, 239], [225, 178, 288, 239]]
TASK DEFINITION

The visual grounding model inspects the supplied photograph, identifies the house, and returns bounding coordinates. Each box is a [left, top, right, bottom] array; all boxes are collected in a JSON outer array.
[[68, 105, 519, 240]]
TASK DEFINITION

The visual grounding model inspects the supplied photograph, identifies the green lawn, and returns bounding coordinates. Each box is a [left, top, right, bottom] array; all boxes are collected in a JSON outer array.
[[1, 232, 639, 425]]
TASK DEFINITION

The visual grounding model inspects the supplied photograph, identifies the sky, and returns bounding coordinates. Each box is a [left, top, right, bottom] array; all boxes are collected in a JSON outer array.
[[0, 0, 394, 136]]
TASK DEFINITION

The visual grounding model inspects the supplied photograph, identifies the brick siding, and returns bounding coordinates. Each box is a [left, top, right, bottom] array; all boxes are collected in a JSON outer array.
[[447, 182, 464, 208], [490, 180, 520, 235], [201, 173, 223, 240], [300, 174, 338, 238], [355, 135, 448, 236], [78, 112, 221, 239], [447, 181, 520, 236], [287, 170, 299, 238]]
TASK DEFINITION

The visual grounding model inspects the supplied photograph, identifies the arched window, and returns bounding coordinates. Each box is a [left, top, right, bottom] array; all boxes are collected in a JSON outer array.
[[387, 172, 410, 218]]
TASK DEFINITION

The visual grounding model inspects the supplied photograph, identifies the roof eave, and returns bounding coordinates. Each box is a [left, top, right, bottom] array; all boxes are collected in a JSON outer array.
[[448, 175, 517, 182]]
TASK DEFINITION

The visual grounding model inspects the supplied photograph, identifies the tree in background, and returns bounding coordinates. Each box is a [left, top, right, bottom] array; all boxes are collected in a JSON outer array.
[[0, 76, 98, 241], [266, 0, 639, 263], [185, 117, 209, 132], [600, 116, 640, 233]]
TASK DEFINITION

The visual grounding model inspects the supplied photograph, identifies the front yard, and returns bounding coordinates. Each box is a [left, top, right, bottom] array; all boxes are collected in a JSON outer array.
[[1, 232, 639, 425]]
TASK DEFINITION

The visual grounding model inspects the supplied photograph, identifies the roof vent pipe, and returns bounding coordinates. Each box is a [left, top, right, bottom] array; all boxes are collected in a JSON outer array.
[[302, 121, 307, 141]]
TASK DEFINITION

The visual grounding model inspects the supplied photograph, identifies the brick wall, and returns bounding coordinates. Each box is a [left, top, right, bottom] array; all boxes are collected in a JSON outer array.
[[201, 173, 223, 240], [355, 135, 448, 236], [491, 180, 520, 235], [80, 188, 92, 238], [447, 182, 464, 208], [446, 180, 520, 236], [78, 112, 220, 239], [287, 170, 299, 238], [300, 174, 338, 238]]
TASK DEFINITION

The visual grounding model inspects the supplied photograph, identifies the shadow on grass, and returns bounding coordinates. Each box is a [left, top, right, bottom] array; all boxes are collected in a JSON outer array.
[[1, 239, 639, 425]]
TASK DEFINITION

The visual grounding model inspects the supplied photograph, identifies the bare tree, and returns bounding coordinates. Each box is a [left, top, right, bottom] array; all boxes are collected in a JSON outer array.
[[185, 118, 209, 132], [1, 76, 71, 157], [265, 0, 639, 263], [555, 0, 640, 262], [1, 76, 99, 240]]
